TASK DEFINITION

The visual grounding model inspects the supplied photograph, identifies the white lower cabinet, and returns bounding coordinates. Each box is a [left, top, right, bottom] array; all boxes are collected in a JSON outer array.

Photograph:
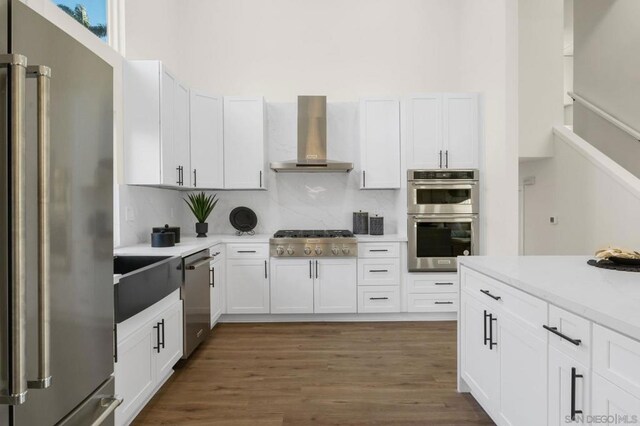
[[270, 258, 314, 314], [209, 247, 225, 327], [115, 292, 183, 426], [496, 312, 547, 426], [407, 272, 458, 312], [226, 258, 270, 314], [357, 286, 400, 313], [314, 258, 357, 314], [460, 291, 499, 414], [548, 347, 590, 425], [592, 373, 640, 423]]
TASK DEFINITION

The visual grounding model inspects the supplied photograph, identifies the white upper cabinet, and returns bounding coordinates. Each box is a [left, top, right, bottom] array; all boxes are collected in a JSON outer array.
[[124, 60, 191, 187], [223, 96, 266, 190], [443, 93, 479, 169], [190, 90, 224, 189], [359, 97, 401, 189], [404, 93, 479, 170]]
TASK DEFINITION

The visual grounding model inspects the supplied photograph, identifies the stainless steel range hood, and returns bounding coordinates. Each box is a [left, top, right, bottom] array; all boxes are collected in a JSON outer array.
[[270, 96, 353, 172]]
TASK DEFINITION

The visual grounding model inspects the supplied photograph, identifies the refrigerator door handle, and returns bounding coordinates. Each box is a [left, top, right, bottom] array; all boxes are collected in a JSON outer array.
[[27, 65, 53, 390], [0, 53, 29, 405], [89, 397, 123, 426]]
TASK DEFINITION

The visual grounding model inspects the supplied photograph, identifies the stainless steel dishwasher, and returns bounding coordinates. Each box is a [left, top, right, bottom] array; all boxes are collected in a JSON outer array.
[[182, 249, 213, 358]]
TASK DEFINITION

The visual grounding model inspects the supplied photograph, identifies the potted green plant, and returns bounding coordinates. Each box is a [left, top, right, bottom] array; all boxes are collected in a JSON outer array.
[[184, 192, 219, 238]]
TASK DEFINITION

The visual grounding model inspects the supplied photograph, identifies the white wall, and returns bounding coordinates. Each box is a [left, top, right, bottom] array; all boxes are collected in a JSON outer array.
[[520, 127, 640, 255], [573, 0, 640, 177], [518, 0, 564, 159], [122, 0, 520, 254]]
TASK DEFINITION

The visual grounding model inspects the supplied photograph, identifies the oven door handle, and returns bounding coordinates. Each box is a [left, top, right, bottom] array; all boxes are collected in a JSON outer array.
[[410, 215, 477, 222], [410, 182, 477, 190]]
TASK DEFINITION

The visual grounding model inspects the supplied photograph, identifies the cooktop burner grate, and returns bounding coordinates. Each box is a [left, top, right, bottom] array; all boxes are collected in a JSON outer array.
[[273, 230, 354, 238]]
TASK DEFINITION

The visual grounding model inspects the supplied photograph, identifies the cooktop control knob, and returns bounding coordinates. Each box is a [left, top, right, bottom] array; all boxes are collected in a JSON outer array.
[[315, 246, 323, 255], [287, 247, 295, 255], [276, 246, 285, 255], [304, 246, 312, 255], [331, 247, 340, 255], [342, 247, 350, 255]]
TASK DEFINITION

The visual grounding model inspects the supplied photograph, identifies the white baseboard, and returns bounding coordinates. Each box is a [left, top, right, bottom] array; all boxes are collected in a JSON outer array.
[[219, 312, 457, 323]]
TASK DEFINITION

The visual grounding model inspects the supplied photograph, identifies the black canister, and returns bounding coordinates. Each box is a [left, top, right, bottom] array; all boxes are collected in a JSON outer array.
[[152, 224, 181, 243], [370, 215, 384, 235], [151, 230, 175, 247], [353, 211, 369, 234]]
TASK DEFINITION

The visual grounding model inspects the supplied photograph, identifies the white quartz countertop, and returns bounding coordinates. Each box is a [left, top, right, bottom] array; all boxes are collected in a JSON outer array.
[[356, 234, 407, 242], [114, 234, 271, 257], [459, 256, 640, 341]]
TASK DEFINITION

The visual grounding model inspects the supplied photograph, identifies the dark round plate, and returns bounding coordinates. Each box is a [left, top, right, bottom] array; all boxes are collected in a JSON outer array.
[[609, 256, 640, 266], [229, 207, 257, 232]]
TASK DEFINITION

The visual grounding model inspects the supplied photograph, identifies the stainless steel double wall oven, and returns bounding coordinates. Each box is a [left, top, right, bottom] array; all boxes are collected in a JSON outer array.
[[407, 169, 479, 272]]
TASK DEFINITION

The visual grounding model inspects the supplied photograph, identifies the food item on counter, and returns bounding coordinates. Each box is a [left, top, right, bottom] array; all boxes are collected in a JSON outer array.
[[595, 246, 640, 260]]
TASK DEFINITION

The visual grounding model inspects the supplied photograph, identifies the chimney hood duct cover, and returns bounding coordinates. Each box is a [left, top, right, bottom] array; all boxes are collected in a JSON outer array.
[[270, 96, 353, 172]]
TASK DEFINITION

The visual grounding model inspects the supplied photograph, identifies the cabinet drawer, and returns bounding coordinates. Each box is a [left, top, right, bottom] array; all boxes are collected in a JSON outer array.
[[407, 273, 458, 293], [357, 286, 400, 313], [226, 243, 268, 259], [461, 267, 547, 337], [546, 304, 591, 366], [593, 324, 640, 399], [358, 258, 400, 286], [358, 242, 400, 258], [408, 293, 458, 312]]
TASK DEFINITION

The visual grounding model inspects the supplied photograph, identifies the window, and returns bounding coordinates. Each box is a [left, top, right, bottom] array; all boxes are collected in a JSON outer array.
[[53, 0, 108, 41]]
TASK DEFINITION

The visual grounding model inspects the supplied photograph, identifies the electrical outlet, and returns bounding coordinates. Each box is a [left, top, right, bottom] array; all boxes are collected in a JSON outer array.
[[550, 216, 558, 225], [125, 207, 135, 222]]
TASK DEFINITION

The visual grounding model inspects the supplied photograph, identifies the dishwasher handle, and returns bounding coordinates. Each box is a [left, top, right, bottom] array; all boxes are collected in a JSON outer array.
[[185, 256, 214, 270]]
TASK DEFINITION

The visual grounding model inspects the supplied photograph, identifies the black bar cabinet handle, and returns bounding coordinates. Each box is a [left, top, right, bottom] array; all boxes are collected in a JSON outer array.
[[543, 325, 582, 346], [153, 323, 161, 353], [315, 260, 318, 279], [439, 150, 442, 168], [435, 282, 454, 286], [193, 169, 197, 187], [434, 301, 453, 305], [259, 170, 262, 188], [480, 289, 501, 300], [489, 314, 498, 349], [238, 250, 257, 253], [483, 310, 490, 346], [369, 249, 388, 252], [160, 319, 165, 349], [264, 260, 267, 279], [210, 268, 214, 287], [369, 269, 388, 273], [445, 150, 449, 168], [370, 297, 389, 301], [363, 170, 366, 187], [571, 367, 584, 420], [309, 260, 312, 279], [176, 166, 181, 185]]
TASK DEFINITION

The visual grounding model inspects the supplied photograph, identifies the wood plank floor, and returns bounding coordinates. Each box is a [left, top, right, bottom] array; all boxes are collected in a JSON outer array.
[[134, 321, 493, 425]]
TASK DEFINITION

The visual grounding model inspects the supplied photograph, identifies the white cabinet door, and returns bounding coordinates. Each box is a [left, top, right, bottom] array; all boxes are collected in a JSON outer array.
[[223, 97, 266, 189], [497, 313, 547, 426], [174, 82, 191, 187], [160, 67, 177, 186], [460, 292, 499, 416], [359, 97, 401, 189], [114, 324, 155, 426], [210, 256, 225, 327], [442, 93, 479, 169], [314, 259, 357, 314], [270, 258, 314, 314], [548, 347, 590, 426], [404, 94, 442, 169], [226, 259, 270, 314], [155, 300, 183, 383], [190, 90, 224, 189], [592, 373, 640, 424]]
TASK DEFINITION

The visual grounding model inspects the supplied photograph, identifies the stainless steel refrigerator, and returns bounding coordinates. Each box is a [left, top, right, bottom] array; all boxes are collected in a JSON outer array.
[[1, 1, 118, 424]]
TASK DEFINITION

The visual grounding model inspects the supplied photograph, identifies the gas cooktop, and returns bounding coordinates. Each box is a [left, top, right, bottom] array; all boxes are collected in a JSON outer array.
[[270, 229, 357, 257]]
